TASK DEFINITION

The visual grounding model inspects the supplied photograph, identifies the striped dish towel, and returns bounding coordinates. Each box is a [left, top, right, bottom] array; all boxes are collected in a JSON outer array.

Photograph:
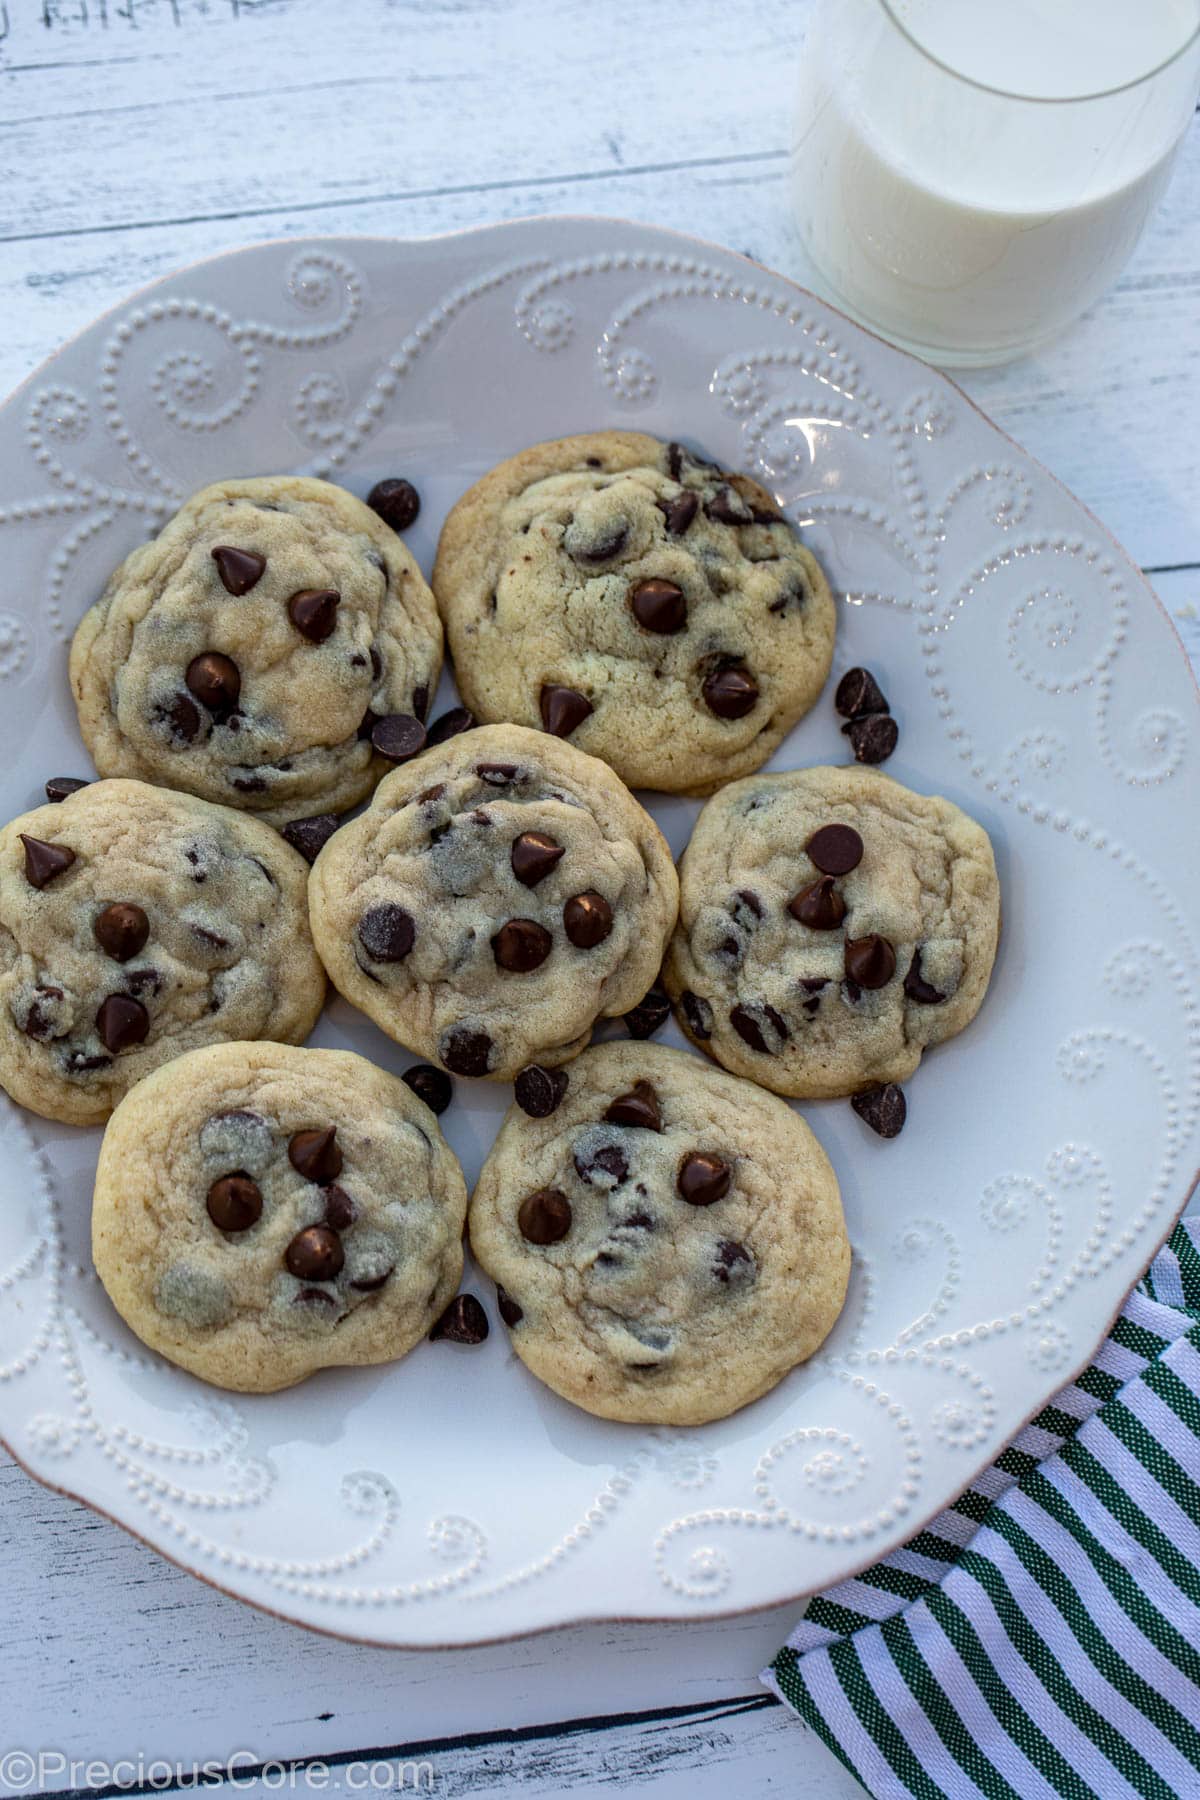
[[763, 1218, 1200, 1800]]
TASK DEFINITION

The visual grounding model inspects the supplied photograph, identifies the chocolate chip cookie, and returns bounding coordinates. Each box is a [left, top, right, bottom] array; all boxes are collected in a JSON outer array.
[[469, 1042, 849, 1424], [0, 779, 324, 1125], [307, 724, 679, 1081], [432, 432, 835, 793], [664, 767, 1000, 1099], [92, 1041, 468, 1392], [70, 477, 442, 826]]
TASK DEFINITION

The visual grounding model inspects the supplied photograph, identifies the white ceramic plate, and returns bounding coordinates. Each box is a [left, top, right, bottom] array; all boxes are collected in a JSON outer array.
[[0, 219, 1196, 1646]]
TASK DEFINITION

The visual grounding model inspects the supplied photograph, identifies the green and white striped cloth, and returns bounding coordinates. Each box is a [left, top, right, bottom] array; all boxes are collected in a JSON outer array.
[[763, 1219, 1200, 1800]]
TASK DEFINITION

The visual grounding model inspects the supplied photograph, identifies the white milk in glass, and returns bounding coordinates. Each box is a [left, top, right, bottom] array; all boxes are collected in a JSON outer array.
[[793, 0, 1200, 362]]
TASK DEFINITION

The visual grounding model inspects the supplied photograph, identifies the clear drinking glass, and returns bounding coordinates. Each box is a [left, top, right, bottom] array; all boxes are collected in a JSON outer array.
[[791, 0, 1200, 366]]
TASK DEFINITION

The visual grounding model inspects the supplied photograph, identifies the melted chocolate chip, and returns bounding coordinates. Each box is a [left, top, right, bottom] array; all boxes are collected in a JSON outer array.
[[96, 993, 149, 1054], [123, 968, 162, 998], [851, 1083, 907, 1138], [705, 485, 753, 526], [287, 587, 340, 643], [288, 1126, 343, 1184], [427, 706, 475, 745], [156, 693, 202, 744], [492, 918, 553, 973], [680, 990, 714, 1039], [677, 1152, 731, 1206], [511, 831, 564, 887], [402, 1063, 453, 1114], [659, 490, 699, 535], [844, 934, 896, 989], [44, 776, 89, 804], [211, 546, 265, 595], [20, 834, 75, 890], [569, 520, 629, 565], [206, 1173, 262, 1233], [20, 984, 63, 1041], [573, 1144, 629, 1187], [323, 1185, 357, 1230], [518, 1188, 572, 1245], [713, 1239, 755, 1284], [476, 762, 519, 785], [835, 667, 890, 719], [623, 986, 671, 1039], [186, 652, 241, 719], [844, 712, 899, 764], [370, 713, 426, 762], [904, 949, 947, 1005], [807, 823, 863, 875], [412, 684, 429, 721], [281, 814, 340, 864], [630, 577, 687, 635], [540, 683, 593, 738], [230, 773, 268, 794], [430, 1294, 489, 1344], [367, 477, 420, 532], [515, 1064, 569, 1117], [93, 902, 150, 962], [285, 1224, 345, 1281], [702, 665, 758, 719], [358, 903, 415, 962], [441, 1027, 493, 1077], [605, 1079, 662, 1132], [788, 875, 846, 930], [729, 1003, 788, 1053], [496, 1285, 524, 1327], [349, 1264, 395, 1293], [563, 891, 612, 948]]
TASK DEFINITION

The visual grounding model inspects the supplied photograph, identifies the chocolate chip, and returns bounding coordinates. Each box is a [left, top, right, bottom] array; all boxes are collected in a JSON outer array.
[[729, 1003, 788, 1053], [350, 1265, 394, 1293], [677, 1152, 731, 1205], [430, 1294, 489, 1344], [511, 831, 564, 887], [568, 521, 628, 565], [285, 1224, 344, 1281], [680, 990, 713, 1039], [851, 1083, 907, 1138], [156, 693, 202, 744], [476, 762, 519, 785], [123, 967, 162, 998], [441, 1027, 493, 1077], [514, 1064, 568, 1117], [788, 875, 846, 930], [844, 713, 899, 764], [186, 652, 241, 719], [807, 823, 863, 875], [705, 486, 753, 526], [20, 834, 76, 890], [96, 993, 149, 1054], [402, 1063, 453, 1114], [844, 935, 896, 989], [281, 814, 340, 864], [630, 577, 687, 635], [713, 1239, 755, 1284], [605, 1079, 662, 1132], [62, 1049, 112, 1075], [623, 986, 670, 1039], [211, 546, 265, 595], [574, 1143, 628, 1187], [287, 587, 340, 643], [297, 1286, 339, 1309], [44, 777, 89, 804], [412, 684, 429, 721], [323, 1185, 357, 1230], [835, 667, 889, 719], [367, 477, 420, 532], [93, 902, 150, 962], [702, 665, 758, 719], [358, 904, 415, 963], [496, 1285, 524, 1327], [518, 1188, 572, 1245], [230, 772, 268, 794], [288, 1126, 343, 1184], [20, 984, 64, 1041], [358, 708, 379, 741], [659, 490, 699, 535], [563, 891, 612, 948], [417, 784, 446, 807], [370, 713, 426, 762], [540, 683, 593, 738], [206, 1173, 262, 1233], [427, 706, 475, 745], [492, 918, 553, 973], [904, 949, 947, 1005], [800, 976, 829, 1015]]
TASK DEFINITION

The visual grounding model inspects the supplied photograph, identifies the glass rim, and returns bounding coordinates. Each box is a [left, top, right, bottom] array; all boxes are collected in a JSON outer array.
[[877, 0, 1200, 103]]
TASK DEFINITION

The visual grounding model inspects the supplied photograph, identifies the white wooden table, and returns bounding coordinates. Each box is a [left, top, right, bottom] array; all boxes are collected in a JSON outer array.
[[0, 3, 1196, 1794]]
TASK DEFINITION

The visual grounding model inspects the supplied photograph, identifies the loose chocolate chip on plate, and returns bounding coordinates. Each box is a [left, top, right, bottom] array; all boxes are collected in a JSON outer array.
[[287, 587, 340, 643], [323, 1184, 357, 1230], [96, 993, 150, 1054], [680, 990, 713, 1039], [702, 665, 758, 719], [367, 477, 420, 532], [402, 1063, 453, 1115], [20, 834, 76, 890], [285, 1224, 345, 1281], [371, 713, 426, 762], [186, 652, 241, 719], [430, 1294, 490, 1345], [211, 546, 265, 595], [515, 1063, 568, 1117], [358, 903, 415, 963], [605, 1079, 662, 1132], [518, 1187, 572, 1245], [44, 776, 89, 804], [289, 1126, 343, 1184], [511, 830, 564, 887], [788, 875, 846, 931], [441, 1027, 493, 1077], [492, 918, 553, 973], [630, 577, 687, 635], [207, 1173, 262, 1233], [844, 713, 899, 764], [427, 706, 476, 745], [659, 490, 699, 536], [677, 1151, 732, 1206], [851, 1083, 907, 1138], [94, 902, 150, 963], [844, 934, 896, 989], [904, 949, 947, 1005], [835, 666, 890, 719], [282, 814, 340, 864], [806, 822, 863, 875], [563, 891, 612, 948], [496, 1284, 524, 1327], [623, 986, 671, 1039], [540, 683, 593, 738]]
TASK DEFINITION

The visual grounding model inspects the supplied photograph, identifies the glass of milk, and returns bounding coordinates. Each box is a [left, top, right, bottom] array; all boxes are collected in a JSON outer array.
[[792, 0, 1200, 365]]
